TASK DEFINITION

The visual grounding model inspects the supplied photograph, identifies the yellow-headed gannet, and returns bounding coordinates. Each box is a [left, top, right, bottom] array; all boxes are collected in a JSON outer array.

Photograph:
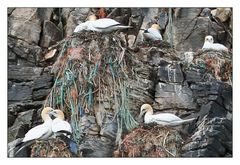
[[139, 104, 195, 127], [74, 15, 132, 33], [50, 109, 72, 135], [143, 24, 163, 41], [22, 107, 54, 142], [202, 35, 228, 52]]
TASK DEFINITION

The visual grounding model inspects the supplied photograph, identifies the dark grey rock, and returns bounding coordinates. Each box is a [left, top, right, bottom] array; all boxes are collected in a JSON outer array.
[[8, 82, 32, 102], [221, 85, 232, 111], [198, 101, 227, 120], [33, 73, 53, 90], [155, 82, 197, 110], [181, 117, 232, 157], [164, 8, 225, 51], [100, 116, 118, 140], [157, 62, 184, 83], [32, 88, 51, 101], [8, 8, 41, 44], [190, 82, 223, 97], [8, 48, 16, 61], [8, 65, 42, 82], [8, 101, 43, 114], [8, 124, 29, 143], [40, 20, 63, 48], [182, 148, 219, 157], [8, 113, 17, 127], [158, 8, 168, 30], [12, 109, 35, 126], [185, 70, 203, 83], [65, 8, 90, 36], [8, 49, 17, 65], [37, 8, 54, 22], [79, 135, 114, 157], [8, 37, 42, 66]]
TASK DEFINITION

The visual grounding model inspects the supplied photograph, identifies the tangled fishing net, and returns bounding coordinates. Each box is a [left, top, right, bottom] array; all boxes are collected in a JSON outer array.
[[44, 31, 139, 145]]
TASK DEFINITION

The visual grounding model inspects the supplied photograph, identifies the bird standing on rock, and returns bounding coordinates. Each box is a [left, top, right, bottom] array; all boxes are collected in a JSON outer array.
[[202, 35, 228, 52], [74, 15, 132, 33], [139, 104, 195, 127], [142, 24, 163, 41]]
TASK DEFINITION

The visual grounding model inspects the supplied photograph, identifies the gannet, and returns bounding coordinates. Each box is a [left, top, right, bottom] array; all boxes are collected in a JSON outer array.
[[22, 107, 54, 142], [49, 109, 72, 135], [74, 15, 132, 33], [202, 35, 228, 52], [139, 104, 195, 127], [142, 24, 163, 41]]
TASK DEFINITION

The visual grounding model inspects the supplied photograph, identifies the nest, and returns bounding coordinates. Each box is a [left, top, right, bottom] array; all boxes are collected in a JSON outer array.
[[116, 125, 184, 157], [44, 31, 139, 144], [191, 50, 232, 85], [30, 137, 72, 157]]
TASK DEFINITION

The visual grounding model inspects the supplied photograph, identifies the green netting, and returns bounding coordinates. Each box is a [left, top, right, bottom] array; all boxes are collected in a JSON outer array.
[[44, 33, 138, 144]]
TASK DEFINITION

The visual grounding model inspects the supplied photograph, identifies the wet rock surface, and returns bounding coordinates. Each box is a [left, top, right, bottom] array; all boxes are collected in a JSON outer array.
[[8, 8, 232, 157]]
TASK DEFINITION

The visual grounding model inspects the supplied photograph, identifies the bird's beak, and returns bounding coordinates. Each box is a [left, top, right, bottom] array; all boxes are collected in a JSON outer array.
[[48, 111, 57, 119], [138, 109, 146, 118]]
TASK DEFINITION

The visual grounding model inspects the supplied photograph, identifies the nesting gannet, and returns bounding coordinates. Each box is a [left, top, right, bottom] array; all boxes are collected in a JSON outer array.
[[74, 15, 132, 33], [139, 104, 195, 127], [22, 107, 54, 142], [50, 109, 72, 135], [202, 35, 228, 52], [142, 24, 163, 41]]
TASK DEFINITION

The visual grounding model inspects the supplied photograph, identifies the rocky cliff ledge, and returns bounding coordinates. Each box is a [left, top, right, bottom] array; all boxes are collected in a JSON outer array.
[[8, 8, 232, 157]]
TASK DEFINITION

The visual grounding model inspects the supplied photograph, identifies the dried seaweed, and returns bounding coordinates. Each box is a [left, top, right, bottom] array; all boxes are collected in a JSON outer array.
[[117, 125, 184, 157]]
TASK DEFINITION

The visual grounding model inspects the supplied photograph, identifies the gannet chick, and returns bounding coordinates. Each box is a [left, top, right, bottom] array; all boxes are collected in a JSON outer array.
[[143, 24, 163, 41], [22, 107, 54, 142], [50, 109, 72, 135], [74, 15, 132, 33], [202, 35, 228, 52], [139, 104, 195, 127]]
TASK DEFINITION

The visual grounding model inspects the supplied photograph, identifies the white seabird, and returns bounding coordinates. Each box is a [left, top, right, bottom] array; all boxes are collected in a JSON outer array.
[[142, 24, 163, 41], [22, 107, 54, 142], [74, 15, 132, 33], [202, 35, 228, 52], [139, 104, 195, 127], [50, 109, 72, 135]]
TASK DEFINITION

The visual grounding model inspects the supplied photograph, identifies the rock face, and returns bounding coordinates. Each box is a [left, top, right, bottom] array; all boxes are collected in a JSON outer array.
[[182, 117, 232, 157], [155, 83, 196, 110], [40, 20, 63, 48], [164, 8, 228, 52], [8, 8, 232, 157], [8, 66, 53, 142], [8, 8, 42, 44]]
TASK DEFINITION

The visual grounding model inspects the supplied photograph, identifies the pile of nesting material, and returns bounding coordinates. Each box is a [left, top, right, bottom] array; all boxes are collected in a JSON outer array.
[[12, 136, 77, 157], [183, 50, 232, 85], [44, 31, 138, 144], [30, 137, 75, 157], [116, 125, 184, 157]]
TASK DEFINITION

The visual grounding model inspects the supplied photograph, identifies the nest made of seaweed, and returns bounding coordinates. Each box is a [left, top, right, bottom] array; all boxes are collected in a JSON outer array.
[[115, 125, 184, 157]]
